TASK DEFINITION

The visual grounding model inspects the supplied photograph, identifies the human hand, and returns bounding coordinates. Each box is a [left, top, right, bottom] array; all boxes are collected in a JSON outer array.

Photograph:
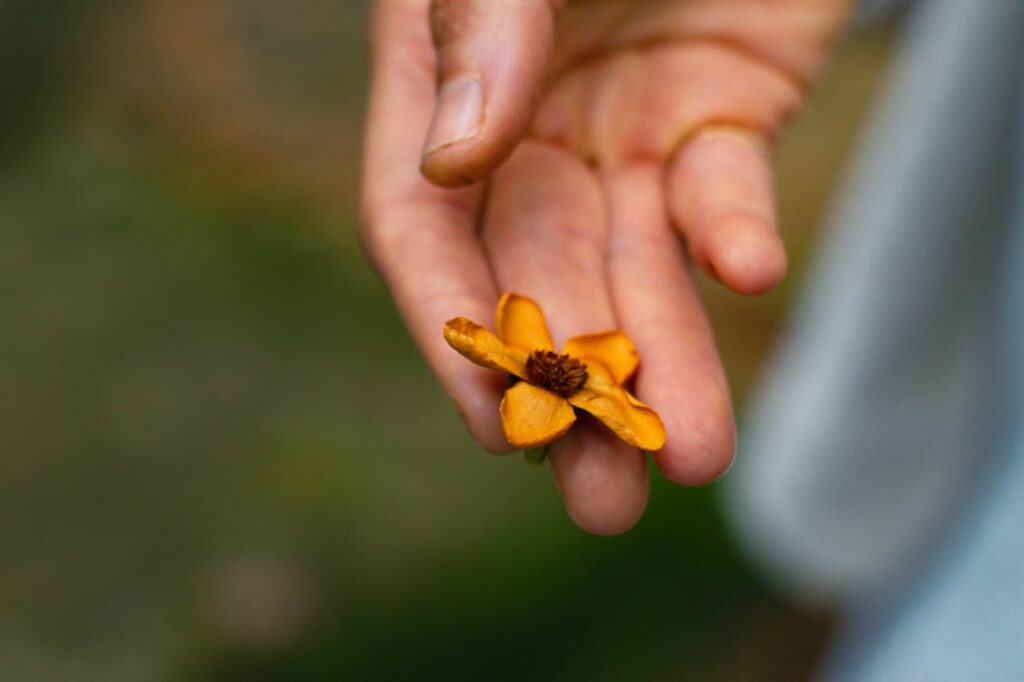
[[361, 0, 853, 534]]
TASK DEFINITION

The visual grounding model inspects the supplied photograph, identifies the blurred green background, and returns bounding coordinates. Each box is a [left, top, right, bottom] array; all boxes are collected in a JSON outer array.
[[0, 2, 890, 680]]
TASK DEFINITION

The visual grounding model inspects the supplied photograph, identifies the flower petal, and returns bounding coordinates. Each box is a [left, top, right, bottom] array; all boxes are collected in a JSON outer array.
[[443, 317, 528, 378], [495, 293, 555, 352], [568, 363, 666, 451], [562, 331, 639, 385], [500, 381, 577, 449]]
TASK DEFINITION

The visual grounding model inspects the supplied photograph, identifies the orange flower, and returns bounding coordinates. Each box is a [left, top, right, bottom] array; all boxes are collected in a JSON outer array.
[[443, 294, 666, 451]]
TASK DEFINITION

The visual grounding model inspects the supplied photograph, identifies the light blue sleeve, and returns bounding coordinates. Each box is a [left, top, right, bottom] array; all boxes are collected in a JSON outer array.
[[828, 43, 1024, 680], [724, 0, 1024, 677], [830, 159, 1024, 678], [724, 0, 1024, 604]]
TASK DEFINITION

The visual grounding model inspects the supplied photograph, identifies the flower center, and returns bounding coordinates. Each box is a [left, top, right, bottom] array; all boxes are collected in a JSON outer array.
[[525, 350, 588, 398]]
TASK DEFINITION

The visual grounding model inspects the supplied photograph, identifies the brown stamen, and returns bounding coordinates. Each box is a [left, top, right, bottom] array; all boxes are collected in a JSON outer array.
[[526, 350, 588, 398]]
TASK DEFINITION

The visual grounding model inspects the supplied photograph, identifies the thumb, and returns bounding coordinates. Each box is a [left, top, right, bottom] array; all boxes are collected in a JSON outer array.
[[421, 0, 563, 187]]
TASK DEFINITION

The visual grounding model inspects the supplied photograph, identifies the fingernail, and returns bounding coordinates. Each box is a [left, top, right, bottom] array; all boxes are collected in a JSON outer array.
[[423, 76, 483, 156]]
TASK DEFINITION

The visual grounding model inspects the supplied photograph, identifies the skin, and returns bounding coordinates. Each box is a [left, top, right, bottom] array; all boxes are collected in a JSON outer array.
[[361, 0, 854, 535]]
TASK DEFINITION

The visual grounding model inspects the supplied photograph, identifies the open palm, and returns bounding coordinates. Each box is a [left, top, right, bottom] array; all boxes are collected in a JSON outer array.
[[362, 0, 852, 534]]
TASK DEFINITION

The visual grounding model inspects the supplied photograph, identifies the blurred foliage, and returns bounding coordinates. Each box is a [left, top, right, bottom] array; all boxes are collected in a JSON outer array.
[[0, 1, 889, 680], [0, 1, 92, 159]]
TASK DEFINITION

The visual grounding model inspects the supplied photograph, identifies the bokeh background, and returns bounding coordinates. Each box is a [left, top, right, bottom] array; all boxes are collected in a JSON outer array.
[[1, 2, 892, 679]]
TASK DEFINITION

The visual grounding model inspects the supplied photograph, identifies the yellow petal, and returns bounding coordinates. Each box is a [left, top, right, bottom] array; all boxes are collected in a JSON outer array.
[[500, 381, 577, 448], [443, 317, 528, 378], [495, 293, 555, 352], [568, 363, 666, 451], [562, 331, 639, 385]]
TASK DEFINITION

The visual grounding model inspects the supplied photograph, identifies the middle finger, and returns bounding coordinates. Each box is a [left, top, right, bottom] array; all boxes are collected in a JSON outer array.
[[482, 141, 649, 536]]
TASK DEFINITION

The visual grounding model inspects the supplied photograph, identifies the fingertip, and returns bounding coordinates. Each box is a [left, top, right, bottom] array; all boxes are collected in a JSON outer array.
[[655, 425, 736, 487], [666, 126, 785, 294], [420, 141, 490, 188], [705, 212, 788, 295], [563, 477, 647, 536], [652, 389, 737, 486], [567, 499, 645, 537], [420, 108, 524, 188], [471, 425, 517, 455], [549, 424, 649, 536]]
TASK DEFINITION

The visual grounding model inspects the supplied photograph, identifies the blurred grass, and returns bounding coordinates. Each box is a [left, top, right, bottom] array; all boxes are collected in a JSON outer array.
[[0, 125, 803, 682], [0, 2, 890, 680]]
